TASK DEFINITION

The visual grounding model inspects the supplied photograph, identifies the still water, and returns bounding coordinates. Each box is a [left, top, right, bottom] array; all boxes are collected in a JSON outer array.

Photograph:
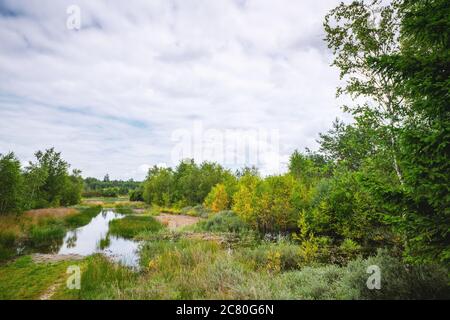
[[57, 210, 140, 267]]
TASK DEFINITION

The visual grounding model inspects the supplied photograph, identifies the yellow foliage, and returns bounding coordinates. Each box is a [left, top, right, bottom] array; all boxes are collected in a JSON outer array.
[[204, 184, 229, 213]]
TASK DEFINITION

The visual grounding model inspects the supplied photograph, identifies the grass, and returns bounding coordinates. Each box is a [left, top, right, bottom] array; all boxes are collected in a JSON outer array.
[[64, 206, 102, 228], [109, 215, 164, 239], [28, 220, 66, 248], [0, 255, 76, 299], [65, 238, 449, 300]]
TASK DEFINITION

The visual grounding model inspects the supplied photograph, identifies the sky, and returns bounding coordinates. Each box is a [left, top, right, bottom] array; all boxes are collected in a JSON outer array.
[[0, 0, 349, 180]]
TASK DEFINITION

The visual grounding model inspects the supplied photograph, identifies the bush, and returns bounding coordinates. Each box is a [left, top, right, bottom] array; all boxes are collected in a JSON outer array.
[[180, 205, 210, 218], [340, 249, 450, 300], [195, 211, 249, 233], [238, 241, 303, 272]]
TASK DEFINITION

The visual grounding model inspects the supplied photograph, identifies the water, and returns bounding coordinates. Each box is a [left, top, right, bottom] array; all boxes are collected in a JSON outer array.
[[57, 210, 140, 267]]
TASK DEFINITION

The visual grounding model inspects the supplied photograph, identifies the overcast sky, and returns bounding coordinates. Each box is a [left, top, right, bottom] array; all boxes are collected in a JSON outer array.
[[0, 0, 349, 180]]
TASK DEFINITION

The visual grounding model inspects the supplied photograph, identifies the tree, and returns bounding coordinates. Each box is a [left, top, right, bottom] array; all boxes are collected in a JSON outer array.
[[289, 149, 329, 184], [371, 0, 450, 263], [61, 169, 83, 206], [0, 152, 23, 214], [324, 0, 405, 185], [204, 183, 229, 213], [143, 166, 174, 206]]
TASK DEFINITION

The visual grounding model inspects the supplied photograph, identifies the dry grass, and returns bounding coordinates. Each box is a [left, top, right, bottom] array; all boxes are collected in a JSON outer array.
[[0, 215, 26, 238], [154, 214, 200, 230], [24, 208, 78, 221]]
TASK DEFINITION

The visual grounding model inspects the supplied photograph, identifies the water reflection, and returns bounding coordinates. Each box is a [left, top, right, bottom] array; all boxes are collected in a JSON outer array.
[[57, 210, 140, 267]]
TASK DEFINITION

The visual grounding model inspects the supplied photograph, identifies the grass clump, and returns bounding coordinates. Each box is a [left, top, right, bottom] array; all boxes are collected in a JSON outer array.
[[28, 219, 66, 248], [72, 255, 138, 300], [114, 205, 134, 215], [109, 215, 164, 239], [64, 206, 102, 228]]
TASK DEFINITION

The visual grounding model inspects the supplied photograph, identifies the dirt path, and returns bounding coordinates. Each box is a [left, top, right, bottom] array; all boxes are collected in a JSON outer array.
[[154, 213, 200, 230]]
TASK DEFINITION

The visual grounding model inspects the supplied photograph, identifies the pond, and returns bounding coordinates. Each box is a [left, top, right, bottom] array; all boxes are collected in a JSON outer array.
[[34, 210, 141, 268]]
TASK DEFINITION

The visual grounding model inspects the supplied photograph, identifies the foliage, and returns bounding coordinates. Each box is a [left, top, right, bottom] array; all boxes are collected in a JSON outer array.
[[83, 177, 141, 197], [143, 160, 235, 208], [0, 152, 23, 214], [203, 183, 229, 212], [368, 0, 450, 264], [194, 211, 250, 233]]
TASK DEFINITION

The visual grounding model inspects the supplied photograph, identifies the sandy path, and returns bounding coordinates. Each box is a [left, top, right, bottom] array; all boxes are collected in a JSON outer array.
[[154, 213, 200, 230]]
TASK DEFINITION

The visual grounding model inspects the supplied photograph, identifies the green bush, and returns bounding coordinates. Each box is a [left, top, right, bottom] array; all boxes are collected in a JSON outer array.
[[238, 241, 303, 272], [195, 211, 249, 233], [340, 249, 450, 300]]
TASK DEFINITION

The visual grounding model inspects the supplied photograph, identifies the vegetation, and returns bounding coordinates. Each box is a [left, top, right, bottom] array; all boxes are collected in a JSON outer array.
[[83, 175, 141, 198], [143, 160, 237, 208], [109, 215, 164, 239], [0, 255, 75, 299], [0, 0, 448, 300], [0, 148, 83, 214], [54, 240, 447, 300], [64, 206, 102, 228]]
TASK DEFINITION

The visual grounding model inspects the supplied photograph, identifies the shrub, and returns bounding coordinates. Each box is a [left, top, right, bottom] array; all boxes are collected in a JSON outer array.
[[238, 241, 303, 272], [204, 184, 229, 212], [180, 205, 210, 218], [195, 211, 249, 233], [340, 249, 450, 300]]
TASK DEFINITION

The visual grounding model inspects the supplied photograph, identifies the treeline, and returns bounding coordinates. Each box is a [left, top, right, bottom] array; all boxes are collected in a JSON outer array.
[[142, 160, 238, 207], [0, 148, 83, 214], [83, 175, 141, 198], [143, 0, 449, 265]]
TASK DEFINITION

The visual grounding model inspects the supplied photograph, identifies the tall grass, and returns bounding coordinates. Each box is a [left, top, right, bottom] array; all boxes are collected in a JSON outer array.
[[72, 239, 449, 300], [28, 219, 66, 248], [109, 215, 164, 239], [64, 206, 102, 228]]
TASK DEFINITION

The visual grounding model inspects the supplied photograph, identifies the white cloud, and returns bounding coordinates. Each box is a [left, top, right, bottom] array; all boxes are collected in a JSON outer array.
[[0, 0, 348, 180]]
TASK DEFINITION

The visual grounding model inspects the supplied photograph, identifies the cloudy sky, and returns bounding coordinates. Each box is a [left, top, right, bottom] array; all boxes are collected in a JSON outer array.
[[0, 0, 349, 180]]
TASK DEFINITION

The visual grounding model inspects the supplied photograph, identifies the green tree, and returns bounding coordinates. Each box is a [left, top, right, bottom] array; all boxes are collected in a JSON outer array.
[[61, 169, 83, 206], [0, 152, 23, 214], [324, 0, 405, 185], [372, 0, 450, 263]]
